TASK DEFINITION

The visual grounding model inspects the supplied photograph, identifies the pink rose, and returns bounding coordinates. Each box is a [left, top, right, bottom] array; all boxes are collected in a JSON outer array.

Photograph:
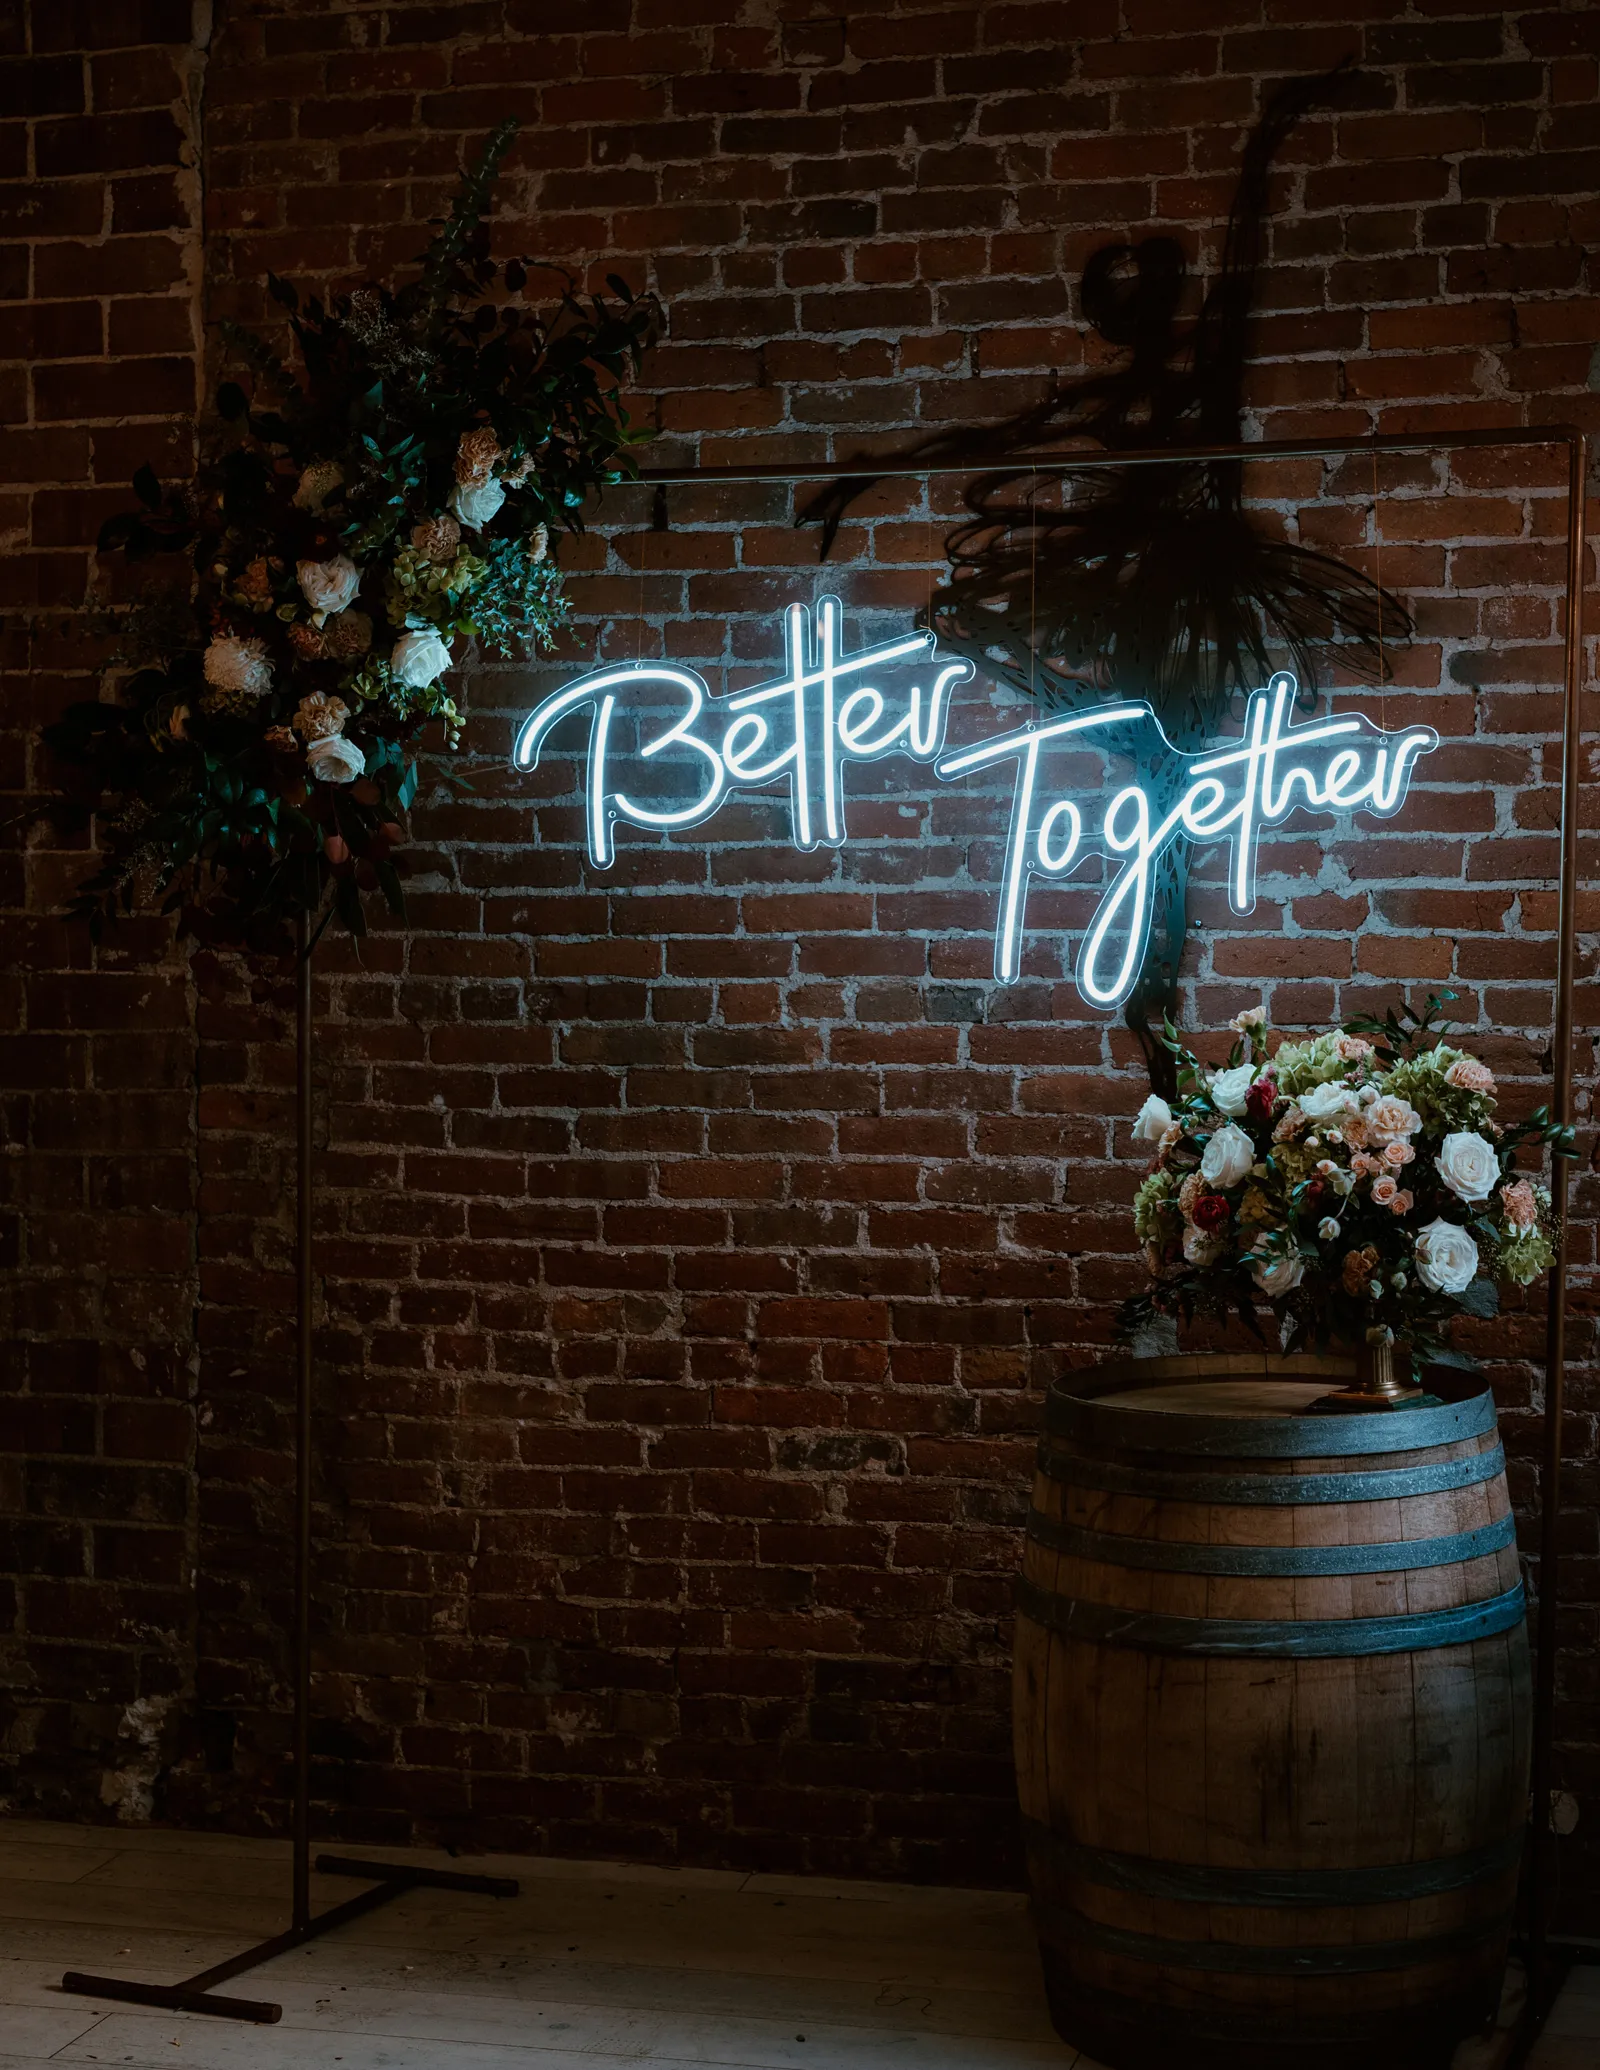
[[1387, 1188, 1414, 1216], [1371, 1174, 1399, 1206], [1365, 1095, 1422, 1143], [1500, 1178, 1538, 1232], [1382, 1140, 1415, 1167]]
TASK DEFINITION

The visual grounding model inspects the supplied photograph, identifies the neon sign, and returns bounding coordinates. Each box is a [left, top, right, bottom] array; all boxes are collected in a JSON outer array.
[[512, 599, 1439, 1009]]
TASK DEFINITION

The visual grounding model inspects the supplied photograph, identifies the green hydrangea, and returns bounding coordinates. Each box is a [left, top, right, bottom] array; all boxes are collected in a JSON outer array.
[[1272, 1032, 1349, 1095], [385, 545, 488, 631], [1133, 1169, 1178, 1242], [1380, 1045, 1490, 1132], [1501, 1229, 1555, 1286]]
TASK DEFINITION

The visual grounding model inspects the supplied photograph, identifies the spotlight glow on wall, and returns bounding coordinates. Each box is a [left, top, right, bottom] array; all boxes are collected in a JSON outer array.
[[513, 600, 1439, 1009]]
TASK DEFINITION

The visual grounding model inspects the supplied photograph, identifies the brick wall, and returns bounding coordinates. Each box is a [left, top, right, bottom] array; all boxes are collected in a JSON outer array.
[[7, 0, 1600, 1915], [1, 1, 206, 1820]]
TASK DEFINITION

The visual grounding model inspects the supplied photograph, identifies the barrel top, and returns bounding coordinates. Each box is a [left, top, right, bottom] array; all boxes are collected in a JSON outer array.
[[1047, 1360, 1499, 1456], [1098, 1380, 1334, 1418]]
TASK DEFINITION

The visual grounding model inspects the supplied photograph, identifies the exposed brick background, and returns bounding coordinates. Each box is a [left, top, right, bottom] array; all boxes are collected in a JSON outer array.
[[1, 1, 204, 1823], [6, 0, 1600, 1922]]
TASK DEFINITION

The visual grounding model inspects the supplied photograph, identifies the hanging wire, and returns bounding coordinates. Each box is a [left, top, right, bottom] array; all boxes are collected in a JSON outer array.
[[1029, 463, 1038, 702], [1372, 447, 1386, 726]]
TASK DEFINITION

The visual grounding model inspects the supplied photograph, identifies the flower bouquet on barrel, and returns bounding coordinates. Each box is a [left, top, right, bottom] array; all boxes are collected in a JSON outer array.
[[1120, 992, 1572, 1406], [43, 118, 660, 949]]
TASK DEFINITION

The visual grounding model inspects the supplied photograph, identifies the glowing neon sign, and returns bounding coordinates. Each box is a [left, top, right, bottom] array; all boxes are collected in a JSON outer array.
[[513, 597, 970, 863], [512, 599, 1439, 1009]]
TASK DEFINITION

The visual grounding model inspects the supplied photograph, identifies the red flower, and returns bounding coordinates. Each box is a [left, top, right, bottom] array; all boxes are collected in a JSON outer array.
[[1192, 1192, 1232, 1233], [1245, 1071, 1278, 1123]]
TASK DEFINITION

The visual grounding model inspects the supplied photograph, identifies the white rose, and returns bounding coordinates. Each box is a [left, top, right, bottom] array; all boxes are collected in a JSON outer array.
[[305, 734, 365, 785], [292, 460, 344, 511], [1208, 1063, 1256, 1115], [448, 475, 506, 530], [1182, 1224, 1221, 1266], [1199, 1123, 1254, 1190], [1436, 1130, 1499, 1205], [1132, 1094, 1174, 1144], [1249, 1245, 1306, 1298], [1298, 1080, 1359, 1124], [1414, 1217, 1480, 1295], [202, 634, 272, 698], [390, 628, 454, 689], [1317, 1216, 1340, 1241], [297, 554, 361, 625]]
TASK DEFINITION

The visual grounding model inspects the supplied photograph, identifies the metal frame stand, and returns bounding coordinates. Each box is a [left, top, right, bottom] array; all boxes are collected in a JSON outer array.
[[53, 425, 1583, 2038], [637, 425, 1592, 2066], [61, 918, 519, 2024]]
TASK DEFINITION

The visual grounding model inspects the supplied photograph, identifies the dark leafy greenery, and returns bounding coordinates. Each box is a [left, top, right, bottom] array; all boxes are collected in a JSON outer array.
[[43, 119, 661, 952]]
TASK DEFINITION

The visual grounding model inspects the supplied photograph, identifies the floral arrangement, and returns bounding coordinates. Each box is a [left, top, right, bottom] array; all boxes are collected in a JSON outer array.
[[1122, 992, 1571, 1367], [44, 120, 660, 945]]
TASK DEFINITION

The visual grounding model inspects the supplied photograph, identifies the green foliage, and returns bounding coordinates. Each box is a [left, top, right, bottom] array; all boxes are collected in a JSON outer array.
[[42, 120, 662, 952]]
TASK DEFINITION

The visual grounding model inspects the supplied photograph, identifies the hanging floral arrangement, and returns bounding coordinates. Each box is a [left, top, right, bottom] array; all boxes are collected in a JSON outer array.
[[1120, 992, 1571, 1371], [44, 119, 660, 946]]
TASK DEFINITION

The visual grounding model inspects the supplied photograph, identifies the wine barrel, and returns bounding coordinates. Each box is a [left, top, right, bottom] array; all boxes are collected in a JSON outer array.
[[1013, 1353, 1529, 2070]]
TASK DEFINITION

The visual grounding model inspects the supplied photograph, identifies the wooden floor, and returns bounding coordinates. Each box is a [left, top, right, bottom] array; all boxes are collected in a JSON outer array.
[[0, 1819, 1589, 2069], [0, 1820, 1076, 2070]]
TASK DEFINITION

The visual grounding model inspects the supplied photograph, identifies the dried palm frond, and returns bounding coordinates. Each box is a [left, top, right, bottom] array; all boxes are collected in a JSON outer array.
[[800, 64, 1412, 1085]]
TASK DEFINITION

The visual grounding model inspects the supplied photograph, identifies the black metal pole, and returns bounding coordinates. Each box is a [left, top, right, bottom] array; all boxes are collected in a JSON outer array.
[[1525, 431, 1588, 2019], [293, 910, 313, 1930], [62, 914, 520, 2021]]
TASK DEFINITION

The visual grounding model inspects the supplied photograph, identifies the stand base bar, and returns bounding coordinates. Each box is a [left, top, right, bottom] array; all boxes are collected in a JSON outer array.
[[317, 1853, 520, 1898], [61, 1857, 520, 2023], [59, 1974, 283, 2024]]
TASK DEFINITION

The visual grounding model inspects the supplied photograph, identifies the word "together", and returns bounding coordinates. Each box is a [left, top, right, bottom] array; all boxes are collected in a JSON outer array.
[[512, 598, 1439, 1010]]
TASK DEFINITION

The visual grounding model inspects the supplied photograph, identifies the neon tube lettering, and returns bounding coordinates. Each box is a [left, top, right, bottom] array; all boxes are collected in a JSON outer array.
[[936, 708, 1146, 983], [512, 602, 1439, 1011], [513, 598, 970, 867]]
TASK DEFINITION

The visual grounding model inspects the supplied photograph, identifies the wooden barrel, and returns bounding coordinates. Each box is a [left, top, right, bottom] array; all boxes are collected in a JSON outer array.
[[1013, 1353, 1529, 2070]]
